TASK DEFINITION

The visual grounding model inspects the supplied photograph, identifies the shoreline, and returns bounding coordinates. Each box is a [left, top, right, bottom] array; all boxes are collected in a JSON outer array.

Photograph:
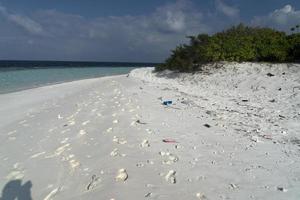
[[0, 63, 299, 199], [0, 73, 130, 95]]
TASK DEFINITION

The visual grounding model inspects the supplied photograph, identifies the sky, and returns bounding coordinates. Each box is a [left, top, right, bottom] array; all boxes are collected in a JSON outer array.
[[0, 0, 300, 62]]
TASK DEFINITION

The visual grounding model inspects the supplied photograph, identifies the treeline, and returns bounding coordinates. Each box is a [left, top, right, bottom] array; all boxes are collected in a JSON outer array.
[[156, 24, 300, 72]]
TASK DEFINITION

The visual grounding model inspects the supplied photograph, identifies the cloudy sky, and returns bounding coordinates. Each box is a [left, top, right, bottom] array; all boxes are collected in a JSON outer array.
[[0, 0, 299, 62]]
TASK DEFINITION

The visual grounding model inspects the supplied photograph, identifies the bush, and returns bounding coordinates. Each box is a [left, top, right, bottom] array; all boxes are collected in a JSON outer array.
[[156, 24, 299, 72]]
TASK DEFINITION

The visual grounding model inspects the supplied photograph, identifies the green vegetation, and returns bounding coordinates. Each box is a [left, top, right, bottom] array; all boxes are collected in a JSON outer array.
[[156, 24, 300, 72]]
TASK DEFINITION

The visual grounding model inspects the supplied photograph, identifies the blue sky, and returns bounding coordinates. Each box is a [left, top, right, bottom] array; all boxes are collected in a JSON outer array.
[[0, 0, 299, 62]]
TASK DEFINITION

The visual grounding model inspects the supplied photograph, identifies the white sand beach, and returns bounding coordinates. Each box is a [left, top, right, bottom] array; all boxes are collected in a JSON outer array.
[[0, 63, 300, 200]]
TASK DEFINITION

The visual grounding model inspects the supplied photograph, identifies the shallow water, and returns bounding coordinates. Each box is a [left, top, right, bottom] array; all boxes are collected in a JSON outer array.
[[0, 67, 136, 94]]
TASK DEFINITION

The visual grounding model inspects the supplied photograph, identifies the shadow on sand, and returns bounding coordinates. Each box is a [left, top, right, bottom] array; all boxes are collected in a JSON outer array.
[[0, 180, 32, 200]]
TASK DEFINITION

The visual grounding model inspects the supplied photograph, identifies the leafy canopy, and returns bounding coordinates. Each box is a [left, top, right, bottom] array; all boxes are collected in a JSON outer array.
[[157, 24, 300, 72]]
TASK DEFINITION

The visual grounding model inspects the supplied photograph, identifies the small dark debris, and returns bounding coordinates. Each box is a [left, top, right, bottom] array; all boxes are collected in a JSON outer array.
[[282, 72, 286, 75], [242, 99, 249, 102], [139, 87, 143, 90], [204, 124, 211, 128], [206, 111, 212, 115], [269, 99, 276, 103], [63, 124, 68, 127], [277, 187, 287, 192], [136, 120, 147, 125], [279, 115, 286, 119], [290, 137, 300, 147], [278, 88, 282, 91], [267, 73, 275, 77]]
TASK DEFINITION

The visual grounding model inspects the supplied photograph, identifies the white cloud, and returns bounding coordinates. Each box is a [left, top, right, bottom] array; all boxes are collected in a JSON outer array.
[[0, 5, 44, 35], [215, 0, 239, 18], [252, 5, 300, 31]]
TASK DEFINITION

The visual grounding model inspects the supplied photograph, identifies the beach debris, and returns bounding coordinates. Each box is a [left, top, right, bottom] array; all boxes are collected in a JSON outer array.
[[204, 124, 211, 128], [136, 120, 147, 125], [140, 139, 150, 147], [269, 99, 276, 103], [57, 115, 63, 119], [165, 170, 176, 184], [86, 175, 101, 191], [163, 100, 173, 106], [196, 192, 207, 200], [279, 115, 286, 119], [162, 139, 178, 143], [113, 119, 119, 124], [229, 183, 238, 190], [277, 187, 288, 192], [242, 99, 249, 102], [145, 192, 152, 197], [115, 169, 128, 182], [267, 73, 275, 77]]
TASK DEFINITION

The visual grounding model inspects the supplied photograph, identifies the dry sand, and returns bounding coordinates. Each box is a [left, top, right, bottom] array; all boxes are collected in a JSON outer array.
[[0, 63, 299, 200]]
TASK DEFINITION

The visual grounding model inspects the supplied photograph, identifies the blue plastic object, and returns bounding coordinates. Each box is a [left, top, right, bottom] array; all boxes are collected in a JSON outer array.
[[163, 101, 173, 105]]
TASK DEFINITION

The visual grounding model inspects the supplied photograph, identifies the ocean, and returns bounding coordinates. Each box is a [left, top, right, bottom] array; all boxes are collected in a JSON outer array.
[[0, 60, 156, 94]]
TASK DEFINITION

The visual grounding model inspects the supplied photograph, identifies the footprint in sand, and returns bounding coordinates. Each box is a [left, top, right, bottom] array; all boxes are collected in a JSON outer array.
[[79, 130, 87, 136], [86, 175, 102, 190], [136, 163, 145, 168], [61, 138, 69, 144], [106, 127, 113, 133], [44, 187, 61, 200], [61, 129, 71, 134], [48, 127, 58, 133], [91, 109, 97, 113], [165, 170, 177, 184], [196, 193, 207, 200], [54, 143, 71, 156], [30, 152, 46, 159], [68, 120, 76, 126], [130, 121, 137, 126], [7, 130, 17, 136], [110, 148, 126, 157], [69, 159, 80, 170], [140, 139, 150, 148], [159, 152, 179, 165], [113, 136, 127, 145], [115, 169, 128, 182], [82, 121, 90, 126]]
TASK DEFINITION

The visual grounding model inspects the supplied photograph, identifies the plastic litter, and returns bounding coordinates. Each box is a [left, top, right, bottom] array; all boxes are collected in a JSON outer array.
[[162, 139, 178, 143], [163, 101, 173, 106]]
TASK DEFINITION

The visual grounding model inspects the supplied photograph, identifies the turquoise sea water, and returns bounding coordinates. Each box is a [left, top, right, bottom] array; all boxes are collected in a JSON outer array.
[[0, 66, 137, 94]]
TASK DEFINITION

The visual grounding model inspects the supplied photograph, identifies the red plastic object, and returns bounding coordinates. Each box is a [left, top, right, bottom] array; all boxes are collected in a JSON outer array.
[[162, 139, 178, 143]]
